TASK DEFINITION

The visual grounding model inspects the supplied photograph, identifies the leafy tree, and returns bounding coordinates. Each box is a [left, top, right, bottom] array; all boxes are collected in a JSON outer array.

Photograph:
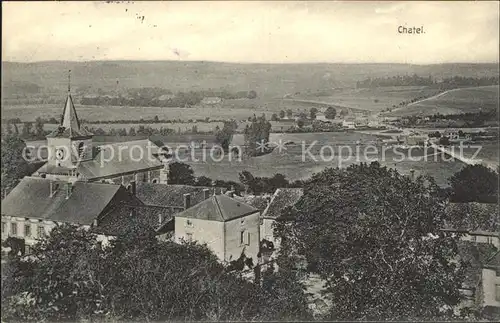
[[286, 109, 293, 119], [5, 122, 13, 135], [21, 122, 33, 138], [438, 136, 450, 146], [168, 162, 196, 185], [247, 90, 257, 99], [1, 135, 29, 197], [214, 120, 237, 152], [309, 108, 318, 120], [195, 175, 213, 187], [325, 107, 337, 119], [128, 127, 136, 136], [2, 225, 311, 322], [279, 110, 285, 119], [275, 162, 467, 321], [448, 164, 498, 203], [154, 115, 160, 122], [34, 117, 45, 138], [297, 118, 305, 129], [271, 113, 279, 121], [243, 114, 272, 157]]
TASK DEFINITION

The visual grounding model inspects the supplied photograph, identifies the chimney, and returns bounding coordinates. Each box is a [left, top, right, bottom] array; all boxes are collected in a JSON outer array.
[[183, 193, 191, 210], [65, 182, 73, 199], [158, 213, 163, 225], [93, 219, 98, 226], [130, 180, 136, 196], [203, 188, 211, 200], [49, 181, 54, 197]]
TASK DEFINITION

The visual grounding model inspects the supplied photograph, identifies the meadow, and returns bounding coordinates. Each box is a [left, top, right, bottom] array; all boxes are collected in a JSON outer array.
[[291, 86, 441, 113], [387, 85, 500, 117]]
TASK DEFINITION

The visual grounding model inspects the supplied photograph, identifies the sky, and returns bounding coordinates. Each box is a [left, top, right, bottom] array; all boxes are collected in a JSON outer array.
[[2, 1, 499, 64]]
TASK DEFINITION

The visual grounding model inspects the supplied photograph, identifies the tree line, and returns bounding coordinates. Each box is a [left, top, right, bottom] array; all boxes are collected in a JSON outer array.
[[357, 74, 435, 88], [79, 88, 258, 107]]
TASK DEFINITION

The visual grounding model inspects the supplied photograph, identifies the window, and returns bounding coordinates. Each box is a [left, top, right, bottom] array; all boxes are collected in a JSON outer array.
[[240, 231, 250, 246], [1, 222, 6, 234], [186, 220, 194, 227], [11, 223, 17, 236], [37, 226, 45, 237], [78, 142, 85, 158], [240, 218, 245, 225], [496, 284, 500, 302], [24, 224, 31, 237]]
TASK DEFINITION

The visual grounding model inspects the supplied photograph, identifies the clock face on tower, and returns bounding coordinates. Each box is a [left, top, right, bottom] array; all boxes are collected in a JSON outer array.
[[56, 148, 65, 161]]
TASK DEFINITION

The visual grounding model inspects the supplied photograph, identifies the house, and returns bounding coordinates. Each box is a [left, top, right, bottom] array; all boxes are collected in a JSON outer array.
[[135, 182, 225, 234], [260, 188, 304, 252], [342, 120, 356, 129], [1, 177, 144, 254], [443, 202, 499, 247], [173, 194, 260, 263], [32, 90, 165, 185], [456, 242, 500, 319], [201, 97, 223, 105]]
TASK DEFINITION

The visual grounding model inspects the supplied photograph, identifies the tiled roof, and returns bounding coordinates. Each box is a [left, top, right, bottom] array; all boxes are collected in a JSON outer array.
[[136, 183, 215, 207], [1, 177, 123, 225], [94, 204, 174, 236], [175, 194, 258, 222], [35, 140, 164, 180], [445, 202, 499, 232], [261, 188, 304, 219], [233, 195, 270, 211]]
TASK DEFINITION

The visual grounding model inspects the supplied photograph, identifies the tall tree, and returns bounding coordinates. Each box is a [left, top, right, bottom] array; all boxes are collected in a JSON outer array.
[[1, 135, 29, 197], [279, 110, 285, 119], [324, 107, 337, 119], [275, 162, 467, 321], [309, 108, 318, 120], [448, 164, 498, 203], [34, 117, 45, 138], [2, 225, 311, 322], [214, 120, 237, 152], [167, 162, 196, 185], [243, 114, 272, 157]]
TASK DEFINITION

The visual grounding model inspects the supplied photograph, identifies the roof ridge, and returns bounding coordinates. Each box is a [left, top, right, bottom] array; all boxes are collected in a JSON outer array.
[[262, 188, 281, 217], [213, 195, 225, 221]]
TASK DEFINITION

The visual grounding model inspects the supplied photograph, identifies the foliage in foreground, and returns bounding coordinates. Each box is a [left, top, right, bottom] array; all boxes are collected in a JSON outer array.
[[1, 226, 310, 322], [275, 162, 471, 321]]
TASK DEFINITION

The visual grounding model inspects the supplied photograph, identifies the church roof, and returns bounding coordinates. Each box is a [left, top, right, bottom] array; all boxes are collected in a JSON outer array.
[[174, 194, 258, 222], [46, 94, 93, 139], [34, 139, 164, 180], [1, 177, 124, 225]]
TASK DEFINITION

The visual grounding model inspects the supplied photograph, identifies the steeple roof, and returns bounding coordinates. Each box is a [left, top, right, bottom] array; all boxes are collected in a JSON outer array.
[[47, 93, 93, 139]]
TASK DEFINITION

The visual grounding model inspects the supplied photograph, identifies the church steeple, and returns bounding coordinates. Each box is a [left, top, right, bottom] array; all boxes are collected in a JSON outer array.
[[61, 93, 81, 136], [46, 71, 93, 139]]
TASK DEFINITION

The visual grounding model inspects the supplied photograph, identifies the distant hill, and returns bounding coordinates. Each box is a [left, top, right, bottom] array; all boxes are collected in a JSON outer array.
[[2, 61, 499, 100], [386, 85, 500, 117]]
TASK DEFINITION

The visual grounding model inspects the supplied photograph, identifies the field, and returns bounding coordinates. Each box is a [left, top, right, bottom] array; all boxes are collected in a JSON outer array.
[[291, 86, 442, 113], [28, 132, 481, 187], [3, 61, 498, 101], [386, 85, 500, 117]]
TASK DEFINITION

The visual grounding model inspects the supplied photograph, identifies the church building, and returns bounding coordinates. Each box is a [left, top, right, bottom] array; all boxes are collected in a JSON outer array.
[[32, 87, 167, 186]]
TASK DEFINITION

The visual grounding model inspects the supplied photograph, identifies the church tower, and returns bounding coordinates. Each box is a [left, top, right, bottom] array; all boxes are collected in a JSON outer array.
[[46, 71, 93, 170]]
